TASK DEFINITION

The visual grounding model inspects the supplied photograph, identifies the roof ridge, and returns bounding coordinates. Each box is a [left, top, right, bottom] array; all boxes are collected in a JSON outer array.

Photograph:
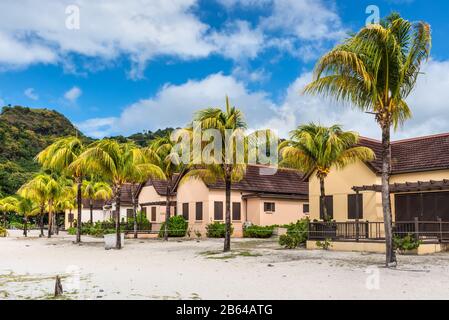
[[359, 136, 381, 143], [392, 132, 449, 144]]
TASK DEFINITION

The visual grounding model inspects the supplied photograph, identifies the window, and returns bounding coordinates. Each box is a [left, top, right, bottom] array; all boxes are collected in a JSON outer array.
[[126, 209, 134, 220], [182, 203, 189, 220], [151, 207, 157, 222], [195, 202, 203, 221], [319, 196, 334, 220], [68, 213, 74, 223], [264, 202, 275, 212], [348, 194, 363, 219], [141, 207, 147, 216], [214, 201, 223, 220], [303, 204, 310, 214], [232, 202, 241, 221]]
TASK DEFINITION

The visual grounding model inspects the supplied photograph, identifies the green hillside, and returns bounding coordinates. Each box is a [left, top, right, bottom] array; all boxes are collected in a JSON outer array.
[[0, 105, 173, 196]]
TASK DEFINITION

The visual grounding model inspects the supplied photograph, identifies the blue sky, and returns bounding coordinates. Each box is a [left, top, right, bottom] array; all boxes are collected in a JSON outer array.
[[0, 0, 448, 139]]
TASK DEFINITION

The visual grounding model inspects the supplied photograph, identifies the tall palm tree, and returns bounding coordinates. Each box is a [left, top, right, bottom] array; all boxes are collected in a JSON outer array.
[[280, 124, 375, 220], [36, 137, 86, 242], [146, 134, 186, 241], [304, 13, 431, 265], [82, 180, 113, 223], [184, 97, 247, 252], [74, 140, 164, 249]]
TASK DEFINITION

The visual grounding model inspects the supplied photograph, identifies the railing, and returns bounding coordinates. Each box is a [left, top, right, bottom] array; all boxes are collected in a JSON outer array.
[[308, 218, 449, 243]]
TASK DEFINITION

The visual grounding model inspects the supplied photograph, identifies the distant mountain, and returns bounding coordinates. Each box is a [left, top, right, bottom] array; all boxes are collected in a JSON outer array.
[[0, 105, 173, 196]]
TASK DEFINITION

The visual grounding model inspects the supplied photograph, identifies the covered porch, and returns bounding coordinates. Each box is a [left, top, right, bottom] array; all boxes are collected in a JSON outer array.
[[308, 179, 449, 245]]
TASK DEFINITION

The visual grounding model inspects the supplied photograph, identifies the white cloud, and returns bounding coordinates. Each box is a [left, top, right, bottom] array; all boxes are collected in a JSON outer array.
[[0, 0, 214, 75], [0, 31, 57, 69], [64, 86, 82, 102], [261, 0, 345, 41], [0, 0, 346, 74], [78, 59, 449, 140], [77, 73, 276, 138], [24, 88, 39, 100], [0, 97, 4, 106], [209, 20, 265, 61]]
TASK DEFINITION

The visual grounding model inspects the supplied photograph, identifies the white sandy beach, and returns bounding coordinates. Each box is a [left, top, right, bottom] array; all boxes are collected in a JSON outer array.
[[1, 229, 449, 300]]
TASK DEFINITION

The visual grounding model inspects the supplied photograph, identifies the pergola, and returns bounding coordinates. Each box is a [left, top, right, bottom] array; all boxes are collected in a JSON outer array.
[[352, 179, 449, 194]]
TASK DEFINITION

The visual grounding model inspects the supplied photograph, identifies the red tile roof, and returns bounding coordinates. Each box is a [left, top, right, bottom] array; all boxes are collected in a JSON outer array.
[[359, 132, 449, 174]]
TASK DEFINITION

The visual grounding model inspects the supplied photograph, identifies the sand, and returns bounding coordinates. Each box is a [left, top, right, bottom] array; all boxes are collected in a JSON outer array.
[[1, 229, 449, 300]]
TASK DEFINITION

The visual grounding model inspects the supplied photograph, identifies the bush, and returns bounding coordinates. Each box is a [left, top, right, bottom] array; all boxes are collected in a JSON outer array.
[[393, 234, 421, 252], [0, 227, 7, 237], [126, 210, 151, 230], [279, 234, 298, 249], [67, 222, 124, 238], [158, 216, 188, 237], [243, 225, 274, 238], [206, 222, 233, 238], [278, 218, 309, 249], [316, 238, 333, 250]]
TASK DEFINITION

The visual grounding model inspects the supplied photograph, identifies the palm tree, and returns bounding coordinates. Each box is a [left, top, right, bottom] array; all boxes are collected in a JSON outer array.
[[0, 196, 18, 228], [19, 174, 62, 238], [280, 124, 375, 221], [82, 180, 113, 223], [146, 134, 186, 241], [19, 174, 50, 237], [11, 196, 36, 237], [36, 137, 86, 242], [184, 97, 247, 252], [304, 13, 431, 265], [74, 140, 164, 249]]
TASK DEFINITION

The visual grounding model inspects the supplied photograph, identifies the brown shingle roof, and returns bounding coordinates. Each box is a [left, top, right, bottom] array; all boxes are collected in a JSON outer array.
[[82, 199, 106, 210], [205, 165, 308, 195], [144, 174, 179, 196], [359, 133, 449, 174]]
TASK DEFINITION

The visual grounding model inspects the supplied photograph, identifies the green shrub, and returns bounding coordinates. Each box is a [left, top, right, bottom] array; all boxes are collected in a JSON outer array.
[[278, 218, 309, 249], [206, 222, 233, 238], [316, 238, 333, 250], [243, 225, 274, 238], [126, 211, 151, 230], [0, 227, 7, 237], [393, 234, 422, 252], [279, 234, 298, 249], [67, 222, 124, 238], [158, 216, 188, 237]]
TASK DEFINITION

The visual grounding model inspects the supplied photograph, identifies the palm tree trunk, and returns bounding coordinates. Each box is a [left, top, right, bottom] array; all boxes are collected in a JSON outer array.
[[48, 203, 52, 239], [115, 185, 122, 249], [381, 124, 396, 266], [39, 206, 44, 237], [131, 186, 138, 239], [319, 177, 328, 221], [76, 179, 82, 243], [23, 215, 28, 237], [89, 199, 93, 224], [164, 185, 171, 241], [224, 172, 231, 252]]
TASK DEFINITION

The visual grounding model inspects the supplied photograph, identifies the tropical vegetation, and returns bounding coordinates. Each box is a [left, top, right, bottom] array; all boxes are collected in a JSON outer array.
[[183, 97, 246, 252], [280, 124, 375, 221], [304, 13, 431, 265]]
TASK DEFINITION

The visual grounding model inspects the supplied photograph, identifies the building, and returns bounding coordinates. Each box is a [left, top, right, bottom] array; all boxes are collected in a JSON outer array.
[[308, 133, 449, 223], [64, 184, 135, 229], [306, 133, 449, 254], [138, 165, 309, 237]]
